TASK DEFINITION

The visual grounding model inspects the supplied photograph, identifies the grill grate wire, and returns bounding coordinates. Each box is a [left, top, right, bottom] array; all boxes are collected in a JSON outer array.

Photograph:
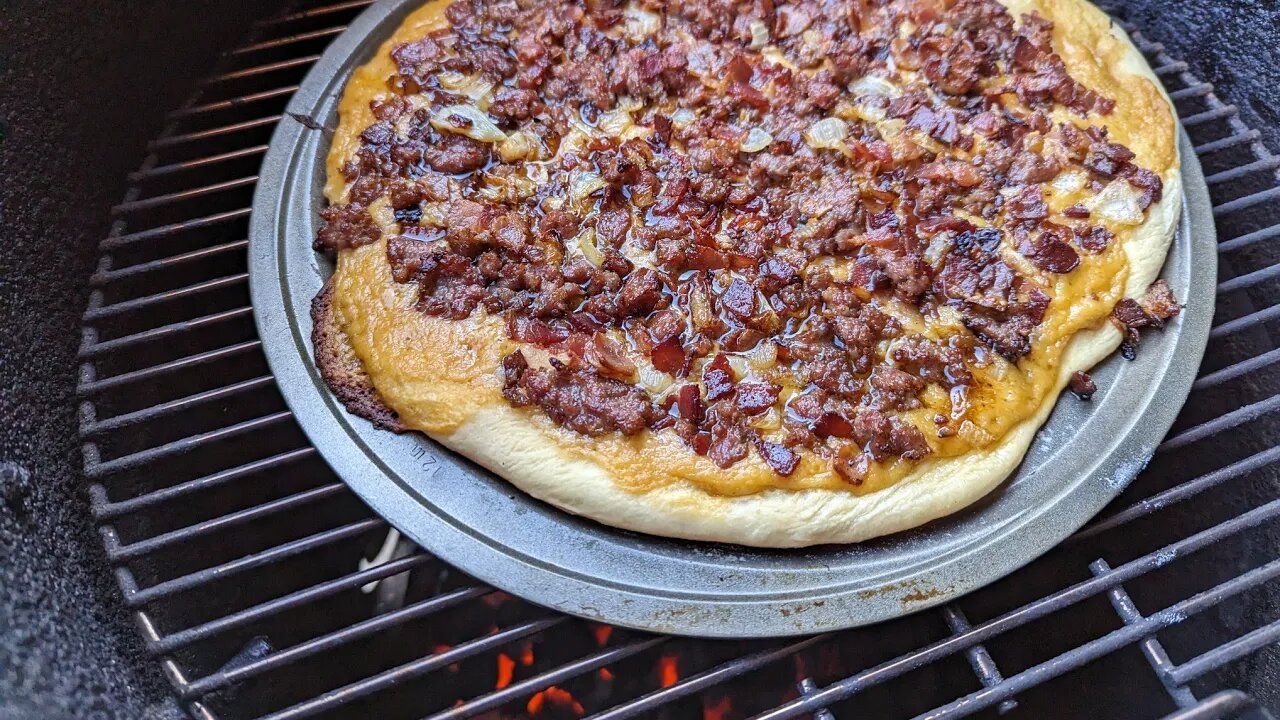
[[76, 2, 1280, 719]]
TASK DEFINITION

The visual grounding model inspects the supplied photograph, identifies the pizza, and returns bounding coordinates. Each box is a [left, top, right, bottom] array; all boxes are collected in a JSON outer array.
[[309, 0, 1182, 547]]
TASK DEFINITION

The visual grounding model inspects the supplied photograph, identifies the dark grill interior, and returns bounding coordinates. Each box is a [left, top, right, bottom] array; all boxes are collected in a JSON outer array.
[[73, 1, 1280, 718]]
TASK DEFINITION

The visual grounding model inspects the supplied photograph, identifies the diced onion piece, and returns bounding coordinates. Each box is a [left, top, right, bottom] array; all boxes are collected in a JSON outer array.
[[1086, 180, 1145, 226], [573, 228, 603, 266], [598, 108, 635, 137], [749, 20, 770, 49], [637, 362, 675, 395], [744, 340, 777, 370], [804, 117, 849, 150], [670, 108, 696, 128], [761, 47, 797, 70], [498, 130, 540, 162], [623, 4, 661, 40], [429, 105, 507, 143], [740, 127, 773, 153], [1051, 169, 1087, 194], [569, 171, 607, 202], [848, 75, 899, 99], [436, 71, 494, 108], [727, 355, 749, 378], [420, 202, 448, 227]]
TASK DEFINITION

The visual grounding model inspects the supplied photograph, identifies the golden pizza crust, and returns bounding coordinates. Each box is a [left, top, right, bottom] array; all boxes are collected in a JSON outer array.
[[321, 0, 1181, 546]]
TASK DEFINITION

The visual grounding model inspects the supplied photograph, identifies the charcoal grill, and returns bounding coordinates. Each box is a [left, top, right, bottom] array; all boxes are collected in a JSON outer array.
[[75, 0, 1280, 718]]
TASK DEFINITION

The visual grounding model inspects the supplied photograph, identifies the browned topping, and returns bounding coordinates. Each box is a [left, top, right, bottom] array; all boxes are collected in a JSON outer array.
[[1110, 279, 1182, 359], [1069, 370, 1097, 400], [319, 0, 1174, 478]]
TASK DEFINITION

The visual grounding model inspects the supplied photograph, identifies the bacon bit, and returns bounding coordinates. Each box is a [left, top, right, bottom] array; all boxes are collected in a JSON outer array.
[[685, 245, 731, 270], [509, 315, 569, 346], [527, 686, 584, 717], [726, 54, 753, 84], [917, 214, 975, 236], [692, 432, 712, 455], [1069, 370, 1097, 400], [496, 653, 516, 689], [703, 695, 733, 720], [592, 624, 613, 647], [651, 336, 686, 374], [678, 384, 705, 423], [652, 114, 672, 146], [1062, 204, 1091, 219], [703, 354, 735, 401], [720, 277, 757, 319], [1076, 225, 1113, 253], [814, 412, 854, 439], [588, 333, 637, 379], [834, 448, 869, 485], [753, 438, 800, 475], [736, 382, 781, 415], [658, 655, 679, 688]]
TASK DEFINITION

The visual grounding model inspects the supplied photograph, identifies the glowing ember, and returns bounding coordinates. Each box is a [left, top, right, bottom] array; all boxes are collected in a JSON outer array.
[[433, 644, 459, 673], [526, 686, 584, 717], [483, 591, 515, 608], [592, 625, 613, 647], [496, 653, 516, 689], [657, 655, 679, 688], [702, 695, 733, 720], [598, 667, 614, 682], [520, 641, 535, 666]]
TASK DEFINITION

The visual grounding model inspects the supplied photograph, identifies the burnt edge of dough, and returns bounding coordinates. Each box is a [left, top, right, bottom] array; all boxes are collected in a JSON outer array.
[[311, 279, 408, 433]]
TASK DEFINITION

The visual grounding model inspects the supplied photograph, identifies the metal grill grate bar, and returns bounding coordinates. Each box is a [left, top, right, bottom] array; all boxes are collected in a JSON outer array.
[[751, 498, 1280, 719], [171, 90, 299, 119], [153, 552, 439, 655], [1219, 222, 1280, 254], [206, 56, 323, 84], [1209, 304, 1280, 340], [585, 637, 828, 720], [149, 118, 281, 150], [111, 483, 347, 562], [1158, 395, 1280, 453], [80, 375, 274, 437], [125, 518, 385, 607], [1193, 130, 1260, 156], [1169, 620, 1280, 686], [77, 338, 260, 393], [91, 240, 250, 286], [1218, 263, 1280, 294], [902, 561, 1280, 720], [1206, 157, 1280, 185], [88, 411, 293, 479], [1072, 445, 1280, 542], [100, 208, 251, 250], [112, 177, 258, 215], [132, 146, 269, 179], [83, 273, 249, 320], [255, 0, 373, 27], [1193, 348, 1280, 391], [942, 605, 1017, 714], [180, 583, 493, 695], [90, 447, 315, 520], [422, 637, 669, 720], [231, 26, 347, 56], [256, 618, 566, 720], [1092, 560, 1197, 708]]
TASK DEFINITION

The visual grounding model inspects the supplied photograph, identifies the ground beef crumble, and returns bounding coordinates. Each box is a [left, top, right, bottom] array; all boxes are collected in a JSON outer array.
[[317, 0, 1176, 480]]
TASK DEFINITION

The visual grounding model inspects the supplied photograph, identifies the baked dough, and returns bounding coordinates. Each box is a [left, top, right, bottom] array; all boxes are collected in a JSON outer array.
[[314, 0, 1180, 546]]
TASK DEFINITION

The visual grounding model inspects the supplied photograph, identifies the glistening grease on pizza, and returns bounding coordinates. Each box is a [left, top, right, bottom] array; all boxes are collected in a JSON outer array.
[[311, 0, 1182, 546]]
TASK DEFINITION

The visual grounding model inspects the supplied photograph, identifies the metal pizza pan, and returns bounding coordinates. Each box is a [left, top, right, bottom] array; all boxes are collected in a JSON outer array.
[[249, 0, 1217, 637]]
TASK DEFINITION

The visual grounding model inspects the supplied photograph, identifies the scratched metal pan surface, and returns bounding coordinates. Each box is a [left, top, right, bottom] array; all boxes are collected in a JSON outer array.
[[248, 0, 1217, 637]]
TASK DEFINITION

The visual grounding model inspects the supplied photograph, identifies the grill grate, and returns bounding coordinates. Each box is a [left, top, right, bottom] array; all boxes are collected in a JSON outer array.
[[77, 2, 1280, 719]]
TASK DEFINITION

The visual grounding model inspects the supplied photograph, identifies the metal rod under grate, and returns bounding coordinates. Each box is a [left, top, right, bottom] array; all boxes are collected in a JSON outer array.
[[78, 2, 1280, 719]]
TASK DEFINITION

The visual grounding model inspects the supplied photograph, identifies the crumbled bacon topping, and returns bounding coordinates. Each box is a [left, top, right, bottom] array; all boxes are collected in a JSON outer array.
[[318, 0, 1174, 478]]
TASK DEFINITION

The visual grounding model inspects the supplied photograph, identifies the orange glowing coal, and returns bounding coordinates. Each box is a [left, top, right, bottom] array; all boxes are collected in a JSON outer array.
[[520, 640, 535, 666], [482, 591, 515, 608], [591, 624, 613, 647], [526, 686, 584, 717], [496, 653, 516, 690], [702, 694, 733, 720], [598, 667, 614, 682], [657, 655, 679, 688]]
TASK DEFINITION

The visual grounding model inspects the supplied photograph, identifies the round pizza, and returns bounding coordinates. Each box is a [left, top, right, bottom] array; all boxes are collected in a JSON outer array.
[[310, 0, 1182, 546]]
